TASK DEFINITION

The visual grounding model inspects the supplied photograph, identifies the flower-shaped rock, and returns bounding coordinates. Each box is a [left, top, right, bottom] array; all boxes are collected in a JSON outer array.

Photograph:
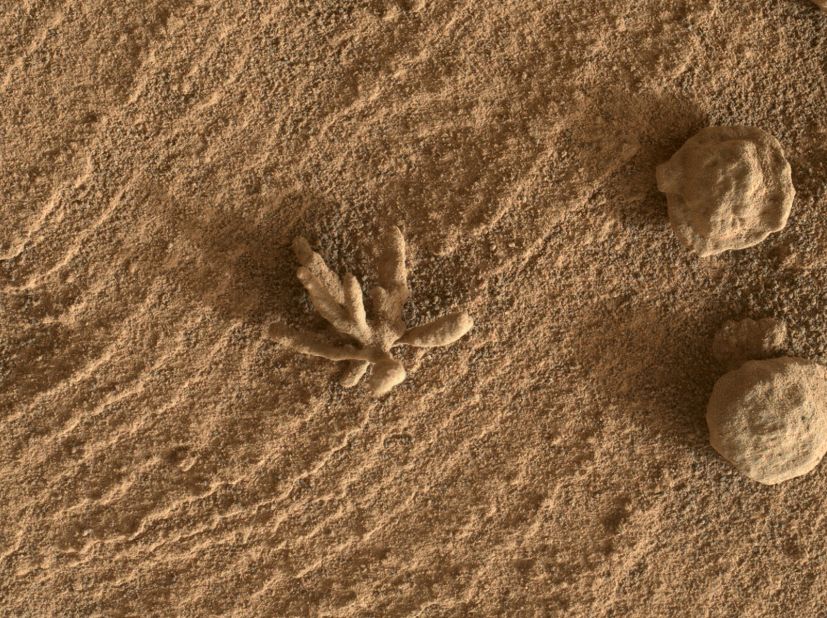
[[656, 126, 795, 257], [707, 356, 827, 484], [270, 227, 474, 396]]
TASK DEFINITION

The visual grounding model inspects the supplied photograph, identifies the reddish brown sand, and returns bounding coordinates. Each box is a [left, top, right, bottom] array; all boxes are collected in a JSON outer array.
[[2, 1, 827, 615]]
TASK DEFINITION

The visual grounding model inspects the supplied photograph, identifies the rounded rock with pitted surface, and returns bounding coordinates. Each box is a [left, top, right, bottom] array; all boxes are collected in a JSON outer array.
[[706, 357, 827, 485], [656, 126, 794, 257]]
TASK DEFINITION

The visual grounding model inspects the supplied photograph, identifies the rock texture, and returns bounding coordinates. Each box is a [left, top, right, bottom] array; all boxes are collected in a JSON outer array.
[[656, 126, 795, 257], [813, 0, 827, 10], [712, 317, 788, 370], [707, 357, 827, 485]]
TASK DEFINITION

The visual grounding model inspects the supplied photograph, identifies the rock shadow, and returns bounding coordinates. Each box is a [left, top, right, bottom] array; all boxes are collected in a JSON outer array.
[[163, 186, 412, 332], [595, 89, 708, 233]]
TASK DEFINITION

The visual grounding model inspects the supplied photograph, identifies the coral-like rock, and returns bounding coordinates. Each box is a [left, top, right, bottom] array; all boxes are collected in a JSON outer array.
[[706, 357, 827, 485], [656, 126, 794, 257], [712, 317, 787, 370], [270, 227, 473, 396]]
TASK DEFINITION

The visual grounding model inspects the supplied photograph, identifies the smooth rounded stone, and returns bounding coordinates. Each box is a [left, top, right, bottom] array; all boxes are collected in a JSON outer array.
[[656, 126, 794, 257], [707, 357, 827, 485], [813, 0, 826, 10], [712, 317, 787, 370]]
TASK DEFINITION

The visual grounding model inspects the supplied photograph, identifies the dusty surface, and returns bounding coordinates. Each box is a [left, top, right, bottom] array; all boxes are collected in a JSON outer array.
[[1, 0, 827, 616]]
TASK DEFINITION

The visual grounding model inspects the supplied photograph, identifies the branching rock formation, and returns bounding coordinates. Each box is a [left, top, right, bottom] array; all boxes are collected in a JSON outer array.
[[656, 126, 795, 257], [712, 317, 787, 370], [707, 357, 827, 485], [270, 227, 473, 396]]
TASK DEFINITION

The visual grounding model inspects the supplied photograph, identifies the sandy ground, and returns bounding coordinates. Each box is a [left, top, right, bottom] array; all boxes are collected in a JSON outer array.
[[2, 0, 827, 615]]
